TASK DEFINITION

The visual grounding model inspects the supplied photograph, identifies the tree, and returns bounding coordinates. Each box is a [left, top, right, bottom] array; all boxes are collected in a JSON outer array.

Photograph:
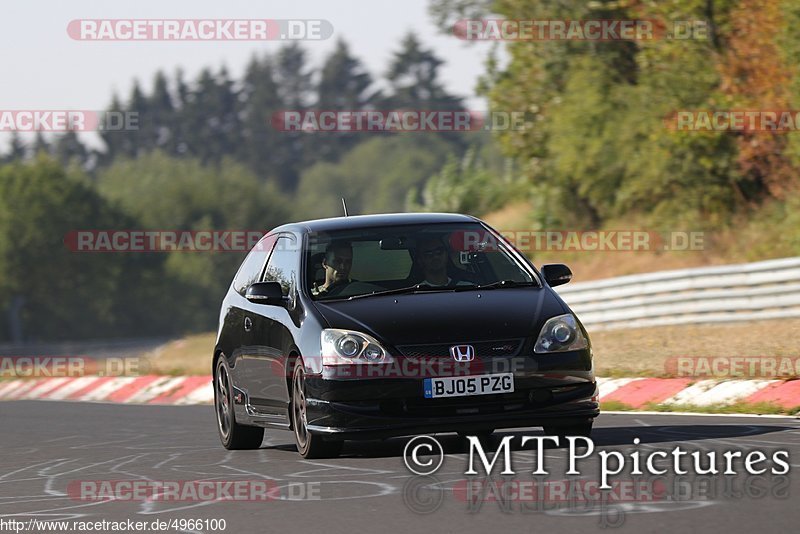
[[318, 39, 376, 110], [32, 132, 51, 157], [53, 130, 89, 168], [179, 67, 243, 165], [314, 39, 379, 162], [96, 152, 292, 329], [275, 43, 313, 109], [0, 156, 171, 340], [383, 32, 463, 112], [717, 0, 799, 200], [271, 44, 315, 189], [2, 133, 26, 163], [428, 0, 494, 32], [294, 133, 455, 218], [407, 137, 522, 215], [146, 70, 177, 153], [238, 54, 285, 184], [451, 0, 761, 228], [98, 93, 126, 165]]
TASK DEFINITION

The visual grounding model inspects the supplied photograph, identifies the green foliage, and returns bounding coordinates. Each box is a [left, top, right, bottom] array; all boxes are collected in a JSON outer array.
[[0, 36, 481, 341], [428, 0, 494, 31], [315, 39, 380, 162], [407, 139, 525, 215], [91, 37, 468, 192], [95, 152, 292, 330], [384, 32, 464, 113], [0, 156, 172, 340], [1, 133, 26, 164], [778, 0, 800, 166], [643, 401, 797, 416], [473, 0, 787, 228], [295, 134, 455, 218]]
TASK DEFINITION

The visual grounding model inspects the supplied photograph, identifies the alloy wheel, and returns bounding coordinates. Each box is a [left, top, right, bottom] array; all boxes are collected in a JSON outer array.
[[215, 359, 232, 441]]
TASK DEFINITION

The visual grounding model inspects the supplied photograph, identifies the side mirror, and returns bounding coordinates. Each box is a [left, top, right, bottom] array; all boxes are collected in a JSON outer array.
[[245, 281, 285, 305], [541, 264, 572, 287]]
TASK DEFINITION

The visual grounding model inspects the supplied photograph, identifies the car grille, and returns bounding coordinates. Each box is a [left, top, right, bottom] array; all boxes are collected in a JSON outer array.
[[395, 339, 524, 360]]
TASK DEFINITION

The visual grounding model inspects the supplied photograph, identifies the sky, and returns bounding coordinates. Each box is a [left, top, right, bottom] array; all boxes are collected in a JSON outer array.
[[1, 0, 496, 151]]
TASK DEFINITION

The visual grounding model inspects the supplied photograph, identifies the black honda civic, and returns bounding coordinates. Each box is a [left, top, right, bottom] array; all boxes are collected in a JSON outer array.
[[213, 212, 598, 457]]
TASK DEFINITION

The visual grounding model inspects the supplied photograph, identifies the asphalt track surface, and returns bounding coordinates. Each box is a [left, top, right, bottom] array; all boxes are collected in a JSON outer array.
[[1, 401, 800, 534]]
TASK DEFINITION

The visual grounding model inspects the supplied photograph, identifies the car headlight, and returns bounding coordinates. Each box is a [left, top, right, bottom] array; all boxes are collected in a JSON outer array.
[[533, 314, 588, 353], [321, 329, 394, 365]]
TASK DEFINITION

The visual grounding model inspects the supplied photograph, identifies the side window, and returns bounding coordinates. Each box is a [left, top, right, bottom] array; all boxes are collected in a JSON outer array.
[[263, 237, 299, 297], [483, 246, 534, 283], [233, 235, 276, 294]]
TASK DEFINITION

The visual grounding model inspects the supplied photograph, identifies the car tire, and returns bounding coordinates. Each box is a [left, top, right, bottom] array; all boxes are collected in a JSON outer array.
[[291, 362, 343, 459], [215, 356, 264, 450], [543, 421, 593, 441]]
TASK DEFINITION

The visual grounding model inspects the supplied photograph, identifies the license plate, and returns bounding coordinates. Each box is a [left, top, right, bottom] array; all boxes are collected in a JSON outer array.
[[423, 373, 514, 399]]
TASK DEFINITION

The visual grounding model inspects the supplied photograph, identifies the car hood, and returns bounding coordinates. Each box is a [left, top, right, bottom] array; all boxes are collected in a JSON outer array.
[[311, 288, 567, 346]]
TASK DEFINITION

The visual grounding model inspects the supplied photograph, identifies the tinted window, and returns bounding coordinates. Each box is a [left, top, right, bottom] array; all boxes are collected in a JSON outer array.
[[263, 237, 299, 297], [350, 240, 413, 281], [306, 223, 536, 300], [232, 235, 276, 294]]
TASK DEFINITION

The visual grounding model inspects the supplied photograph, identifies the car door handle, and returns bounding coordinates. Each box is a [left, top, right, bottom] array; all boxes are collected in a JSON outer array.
[[244, 316, 253, 332]]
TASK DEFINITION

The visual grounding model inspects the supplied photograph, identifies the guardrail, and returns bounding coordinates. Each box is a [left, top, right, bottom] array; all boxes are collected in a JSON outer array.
[[554, 257, 800, 330]]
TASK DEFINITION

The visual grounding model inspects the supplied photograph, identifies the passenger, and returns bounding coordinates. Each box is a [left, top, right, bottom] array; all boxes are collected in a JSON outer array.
[[414, 237, 473, 287]]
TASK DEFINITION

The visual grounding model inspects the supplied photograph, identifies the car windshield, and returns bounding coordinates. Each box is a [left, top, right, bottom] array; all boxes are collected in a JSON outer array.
[[305, 222, 536, 301]]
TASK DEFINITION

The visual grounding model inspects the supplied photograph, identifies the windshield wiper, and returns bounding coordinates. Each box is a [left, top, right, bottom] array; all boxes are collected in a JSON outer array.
[[321, 280, 537, 302], [453, 279, 538, 291], [344, 283, 455, 300]]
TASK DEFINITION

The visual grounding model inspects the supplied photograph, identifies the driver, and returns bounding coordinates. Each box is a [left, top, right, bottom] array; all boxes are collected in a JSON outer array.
[[312, 241, 354, 297]]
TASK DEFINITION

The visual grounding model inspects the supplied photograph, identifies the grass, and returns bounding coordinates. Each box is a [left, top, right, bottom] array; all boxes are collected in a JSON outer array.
[[139, 332, 216, 376], [481, 201, 737, 282], [599, 400, 636, 411], [481, 199, 800, 282], [602, 400, 800, 415], [138, 320, 800, 380], [641, 401, 799, 415], [589, 318, 800, 378]]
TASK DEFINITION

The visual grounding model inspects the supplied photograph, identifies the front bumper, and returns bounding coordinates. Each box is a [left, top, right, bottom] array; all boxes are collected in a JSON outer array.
[[303, 348, 598, 440]]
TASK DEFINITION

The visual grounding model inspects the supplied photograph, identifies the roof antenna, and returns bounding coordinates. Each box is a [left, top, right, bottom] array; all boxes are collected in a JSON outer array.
[[341, 197, 349, 217]]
